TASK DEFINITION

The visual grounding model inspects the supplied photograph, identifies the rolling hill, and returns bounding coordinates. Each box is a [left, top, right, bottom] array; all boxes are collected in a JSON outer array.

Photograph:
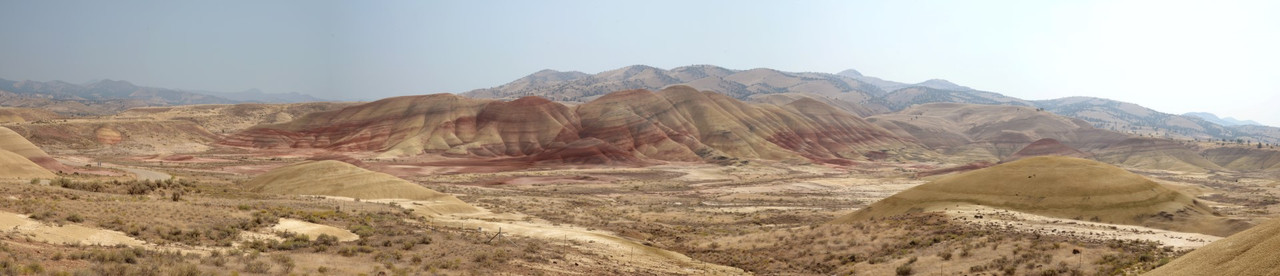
[[224, 86, 920, 164], [1003, 138, 1092, 162], [832, 156, 1248, 236], [0, 126, 68, 172], [1144, 217, 1280, 275], [470, 65, 1280, 146], [865, 103, 1127, 161], [462, 65, 890, 116], [247, 160, 477, 215]]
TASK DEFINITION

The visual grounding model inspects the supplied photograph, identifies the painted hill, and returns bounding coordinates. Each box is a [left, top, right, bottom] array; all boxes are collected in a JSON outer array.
[[0, 126, 67, 172], [1004, 138, 1092, 162], [832, 156, 1246, 236], [246, 160, 477, 215], [463, 65, 1280, 146], [1145, 218, 1280, 276], [224, 86, 918, 164], [0, 149, 54, 179]]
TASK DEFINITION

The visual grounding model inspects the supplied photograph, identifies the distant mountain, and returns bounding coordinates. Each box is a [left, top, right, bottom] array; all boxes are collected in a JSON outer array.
[[878, 86, 1032, 111], [0, 78, 233, 105], [462, 65, 890, 116], [914, 79, 973, 91], [0, 78, 331, 115], [192, 88, 329, 103], [471, 65, 1280, 145], [463, 65, 1034, 117], [1031, 97, 1258, 142], [1184, 112, 1263, 126]]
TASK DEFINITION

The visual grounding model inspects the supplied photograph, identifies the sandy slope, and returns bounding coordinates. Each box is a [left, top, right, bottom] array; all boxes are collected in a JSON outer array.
[[271, 219, 359, 242], [1146, 217, 1280, 276], [0, 210, 143, 247]]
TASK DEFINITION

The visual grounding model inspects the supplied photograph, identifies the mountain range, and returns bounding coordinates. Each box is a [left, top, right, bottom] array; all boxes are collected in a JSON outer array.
[[463, 65, 1278, 144], [1185, 112, 1263, 126]]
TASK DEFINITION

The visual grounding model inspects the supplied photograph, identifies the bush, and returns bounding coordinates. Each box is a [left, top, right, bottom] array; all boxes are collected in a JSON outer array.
[[66, 214, 84, 223], [315, 233, 340, 246], [896, 263, 913, 275], [243, 260, 272, 273]]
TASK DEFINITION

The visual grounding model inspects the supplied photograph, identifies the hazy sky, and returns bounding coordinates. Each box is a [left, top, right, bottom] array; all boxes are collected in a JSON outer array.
[[1, 0, 1278, 125]]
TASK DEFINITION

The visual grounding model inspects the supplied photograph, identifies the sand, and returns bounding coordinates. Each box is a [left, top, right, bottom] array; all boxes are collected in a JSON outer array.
[[0, 210, 144, 247], [270, 219, 359, 242]]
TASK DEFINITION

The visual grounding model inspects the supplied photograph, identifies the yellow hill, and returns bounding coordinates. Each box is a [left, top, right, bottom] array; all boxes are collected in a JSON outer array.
[[0, 149, 55, 179], [247, 160, 477, 215], [833, 156, 1245, 236], [0, 126, 52, 159], [1145, 218, 1280, 276], [0, 126, 65, 172]]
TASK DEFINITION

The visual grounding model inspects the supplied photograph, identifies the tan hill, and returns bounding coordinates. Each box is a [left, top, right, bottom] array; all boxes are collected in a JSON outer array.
[[1145, 217, 1280, 276], [746, 93, 881, 118], [1003, 138, 1092, 162], [1094, 138, 1226, 173], [0, 149, 55, 179], [5, 120, 220, 155], [0, 107, 62, 123], [877, 86, 1033, 111], [0, 126, 67, 171], [247, 160, 477, 215], [111, 102, 355, 134], [1201, 147, 1280, 171], [866, 103, 1127, 160], [1034, 97, 1280, 144], [833, 156, 1246, 236], [224, 86, 919, 164]]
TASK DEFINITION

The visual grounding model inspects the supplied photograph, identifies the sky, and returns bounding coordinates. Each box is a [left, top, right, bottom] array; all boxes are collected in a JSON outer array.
[[1, 0, 1278, 125]]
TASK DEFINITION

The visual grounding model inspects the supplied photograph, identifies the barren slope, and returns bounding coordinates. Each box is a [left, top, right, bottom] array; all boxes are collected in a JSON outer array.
[[0, 126, 67, 171], [868, 103, 1127, 160], [1145, 217, 1280, 276], [833, 156, 1246, 236], [247, 160, 477, 215], [1004, 138, 1092, 162], [0, 149, 55, 179], [1093, 138, 1226, 173], [225, 86, 918, 164]]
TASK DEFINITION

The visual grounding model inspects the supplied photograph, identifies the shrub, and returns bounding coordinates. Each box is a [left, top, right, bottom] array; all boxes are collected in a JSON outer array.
[[243, 260, 272, 273], [896, 263, 913, 275]]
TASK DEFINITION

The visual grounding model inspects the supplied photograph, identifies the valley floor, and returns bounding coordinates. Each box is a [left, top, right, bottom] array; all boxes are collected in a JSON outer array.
[[1, 151, 1277, 275]]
